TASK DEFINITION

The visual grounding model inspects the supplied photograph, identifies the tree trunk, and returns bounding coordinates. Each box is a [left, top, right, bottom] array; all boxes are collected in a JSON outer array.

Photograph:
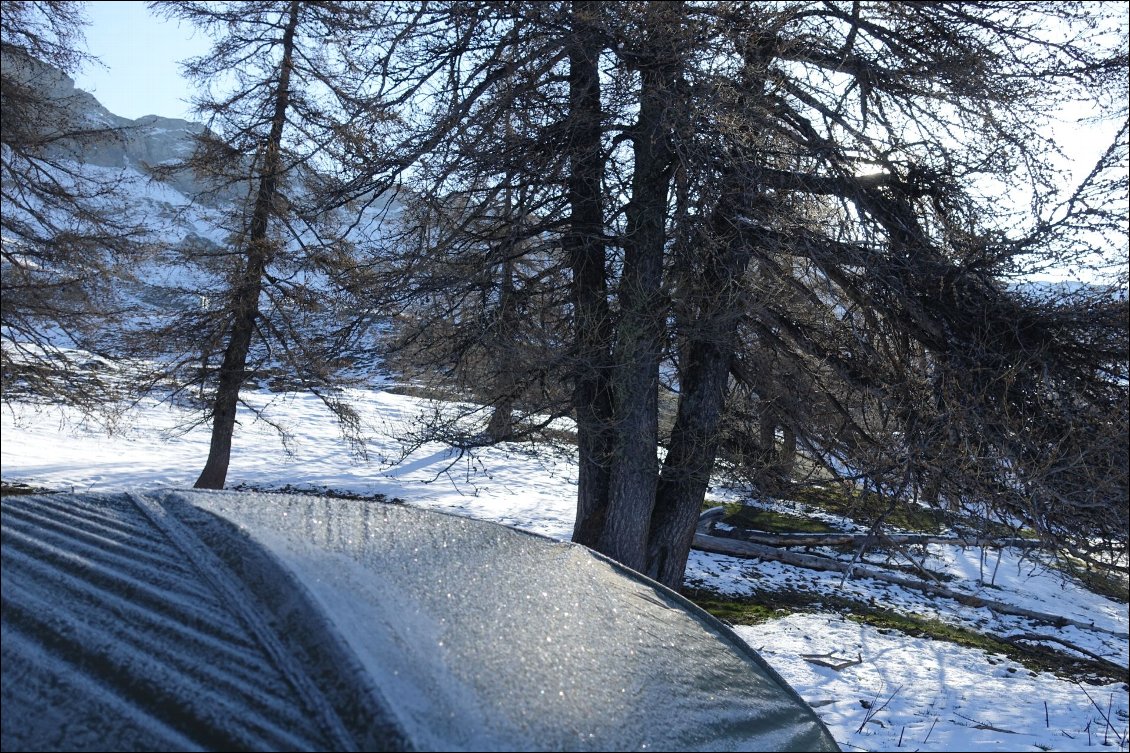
[[644, 40, 771, 588], [597, 33, 680, 572], [646, 196, 753, 588], [566, 0, 614, 547], [194, 0, 300, 489], [647, 336, 733, 586], [487, 255, 516, 442]]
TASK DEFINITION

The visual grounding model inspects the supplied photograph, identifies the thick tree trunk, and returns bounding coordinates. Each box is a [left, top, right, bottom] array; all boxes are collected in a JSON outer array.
[[486, 256, 516, 442], [779, 424, 797, 475], [646, 198, 753, 588], [566, 0, 614, 547], [647, 335, 733, 586], [597, 43, 679, 572], [644, 41, 771, 588], [759, 414, 778, 461], [195, 1, 299, 489]]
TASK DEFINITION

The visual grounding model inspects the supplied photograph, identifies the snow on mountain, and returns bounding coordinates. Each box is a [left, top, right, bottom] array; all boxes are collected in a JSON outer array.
[[3, 46, 204, 190], [2, 51, 408, 351]]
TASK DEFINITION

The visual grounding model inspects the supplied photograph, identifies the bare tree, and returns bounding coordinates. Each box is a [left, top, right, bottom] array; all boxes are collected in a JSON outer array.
[[346, 2, 583, 450], [554, 2, 1127, 585], [144, 0, 397, 488], [657, 2, 1130, 580], [1, 2, 144, 413]]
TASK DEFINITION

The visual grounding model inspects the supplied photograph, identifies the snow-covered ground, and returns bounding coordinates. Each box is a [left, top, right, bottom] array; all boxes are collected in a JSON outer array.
[[738, 614, 1128, 752], [3, 386, 1128, 752]]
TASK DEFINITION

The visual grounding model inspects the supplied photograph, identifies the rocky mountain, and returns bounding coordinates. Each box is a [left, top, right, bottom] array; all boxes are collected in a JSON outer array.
[[3, 46, 210, 199]]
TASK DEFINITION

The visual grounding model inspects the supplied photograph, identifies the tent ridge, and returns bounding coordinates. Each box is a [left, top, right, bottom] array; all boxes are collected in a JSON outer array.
[[126, 492, 358, 752]]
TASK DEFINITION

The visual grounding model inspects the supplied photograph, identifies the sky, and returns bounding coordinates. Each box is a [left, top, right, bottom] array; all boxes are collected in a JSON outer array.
[[73, 1, 208, 120]]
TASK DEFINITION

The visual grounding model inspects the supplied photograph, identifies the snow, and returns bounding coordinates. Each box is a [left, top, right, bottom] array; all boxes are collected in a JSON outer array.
[[2, 387, 1128, 752], [737, 615, 1128, 753], [685, 547, 1129, 671]]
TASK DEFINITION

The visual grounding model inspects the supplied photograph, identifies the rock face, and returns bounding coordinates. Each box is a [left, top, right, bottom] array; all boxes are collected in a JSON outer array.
[[2, 47, 400, 307], [84, 113, 201, 169], [3, 47, 211, 201], [5, 47, 403, 226]]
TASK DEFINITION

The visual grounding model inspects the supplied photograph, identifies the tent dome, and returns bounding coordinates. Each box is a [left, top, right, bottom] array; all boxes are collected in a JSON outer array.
[[1, 490, 838, 751]]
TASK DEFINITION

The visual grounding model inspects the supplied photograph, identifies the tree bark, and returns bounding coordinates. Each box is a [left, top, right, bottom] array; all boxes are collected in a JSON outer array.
[[597, 23, 680, 571], [644, 40, 773, 588], [195, 0, 300, 489], [486, 254, 516, 441], [647, 335, 733, 586], [566, 0, 615, 547], [646, 194, 754, 587]]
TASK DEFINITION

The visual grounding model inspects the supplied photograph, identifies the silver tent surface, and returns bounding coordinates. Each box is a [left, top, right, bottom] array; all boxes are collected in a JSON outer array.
[[1, 490, 839, 751]]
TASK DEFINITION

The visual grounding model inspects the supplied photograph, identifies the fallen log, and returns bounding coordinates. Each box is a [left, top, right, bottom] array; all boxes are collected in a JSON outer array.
[[709, 530, 1042, 549], [1000, 633, 1128, 676], [691, 531, 1130, 642], [696, 507, 1042, 549]]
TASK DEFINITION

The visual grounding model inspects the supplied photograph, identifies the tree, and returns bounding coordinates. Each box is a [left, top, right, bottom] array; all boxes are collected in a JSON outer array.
[[1, 1, 144, 413], [145, 0, 395, 488], [346, 2, 585, 452], [383, 182, 573, 445], [634, 1, 1129, 583], [377, 1, 1127, 587]]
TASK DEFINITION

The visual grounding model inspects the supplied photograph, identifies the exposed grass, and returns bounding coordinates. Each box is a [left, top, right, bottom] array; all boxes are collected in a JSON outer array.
[[718, 502, 840, 534], [1057, 557, 1130, 606], [787, 484, 947, 534], [684, 587, 823, 625], [771, 486, 1117, 606], [842, 607, 1126, 686], [0, 481, 55, 497], [685, 588, 1127, 685]]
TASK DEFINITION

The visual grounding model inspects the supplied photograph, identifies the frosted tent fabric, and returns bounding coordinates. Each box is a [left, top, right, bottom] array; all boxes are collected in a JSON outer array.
[[1, 491, 839, 752], [0, 491, 401, 751]]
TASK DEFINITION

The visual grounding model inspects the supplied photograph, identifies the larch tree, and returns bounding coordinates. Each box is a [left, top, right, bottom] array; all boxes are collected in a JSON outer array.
[[641, 1, 1129, 584], [350, 1, 582, 451], [146, 0, 396, 488], [391, 1, 1127, 587]]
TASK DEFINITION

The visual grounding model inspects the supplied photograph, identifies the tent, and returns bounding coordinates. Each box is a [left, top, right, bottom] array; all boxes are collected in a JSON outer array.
[[1, 490, 839, 751]]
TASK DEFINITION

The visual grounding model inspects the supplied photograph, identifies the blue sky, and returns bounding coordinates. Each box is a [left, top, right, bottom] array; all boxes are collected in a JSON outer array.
[[74, 1, 207, 120]]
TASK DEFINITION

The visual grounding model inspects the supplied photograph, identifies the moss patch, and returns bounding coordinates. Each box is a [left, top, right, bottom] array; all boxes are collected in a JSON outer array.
[[1056, 558, 1130, 605], [683, 588, 823, 625], [684, 587, 1127, 685], [844, 607, 1125, 685], [720, 503, 839, 534], [787, 485, 947, 533]]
